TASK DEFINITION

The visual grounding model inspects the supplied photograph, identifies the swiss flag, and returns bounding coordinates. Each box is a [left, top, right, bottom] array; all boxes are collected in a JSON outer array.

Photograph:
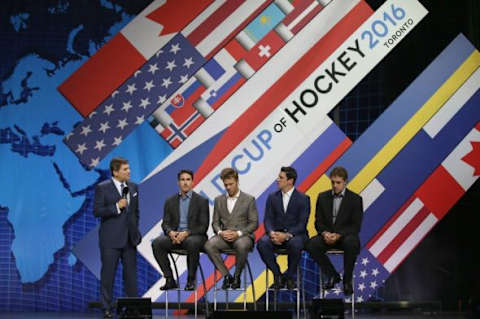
[[58, 0, 213, 117], [243, 30, 286, 72]]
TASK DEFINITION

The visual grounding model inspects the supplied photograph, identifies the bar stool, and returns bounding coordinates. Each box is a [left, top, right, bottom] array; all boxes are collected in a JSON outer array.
[[265, 248, 306, 318], [213, 248, 257, 311], [164, 248, 209, 318], [318, 249, 355, 318]]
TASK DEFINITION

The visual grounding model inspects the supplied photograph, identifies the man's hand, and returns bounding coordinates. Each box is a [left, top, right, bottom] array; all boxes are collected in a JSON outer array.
[[117, 199, 128, 210], [221, 230, 238, 242], [322, 231, 341, 245], [176, 231, 189, 243], [270, 231, 288, 245], [169, 231, 179, 244]]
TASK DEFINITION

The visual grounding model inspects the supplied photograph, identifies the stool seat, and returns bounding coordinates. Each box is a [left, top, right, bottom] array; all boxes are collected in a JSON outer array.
[[318, 249, 356, 318], [166, 249, 209, 318], [212, 247, 257, 311], [265, 248, 305, 318]]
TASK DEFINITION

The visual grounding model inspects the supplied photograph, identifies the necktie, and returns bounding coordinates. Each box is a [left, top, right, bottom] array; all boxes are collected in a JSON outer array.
[[332, 194, 342, 224]]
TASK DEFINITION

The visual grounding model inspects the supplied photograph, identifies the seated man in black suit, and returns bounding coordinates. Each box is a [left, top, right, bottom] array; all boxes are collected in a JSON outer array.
[[305, 166, 363, 296], [151, 169, 210, 290], [257, 166, 310, 290]]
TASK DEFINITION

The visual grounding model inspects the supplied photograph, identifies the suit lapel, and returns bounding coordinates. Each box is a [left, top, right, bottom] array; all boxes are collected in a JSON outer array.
[[276, 191, 285, 214], [324, 192, 334, 225], [109, 179, 121, 200], [187, 192, 195, 223], [219, 194, 229, 220], [229, 192, 243, 217]]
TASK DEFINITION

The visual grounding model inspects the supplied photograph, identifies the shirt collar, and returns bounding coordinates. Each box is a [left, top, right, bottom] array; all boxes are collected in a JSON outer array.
[[179, 190, 193, 199], [282, 187, 294, 198], [112, 177, 125, 187], [226, 190, 240, 199], [332, 188, 346, 198]]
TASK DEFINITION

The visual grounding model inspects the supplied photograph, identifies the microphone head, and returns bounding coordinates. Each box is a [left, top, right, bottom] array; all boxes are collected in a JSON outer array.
[[122, 186, 129, 198]]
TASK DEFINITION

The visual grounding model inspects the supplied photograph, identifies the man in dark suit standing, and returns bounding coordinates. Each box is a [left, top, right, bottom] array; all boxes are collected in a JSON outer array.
[[204, 168, 259, 289], [151, 169, 209, 290], [94, 157, 141, 318], [306, 166, 363, 296], [257, 167, 310, 290]]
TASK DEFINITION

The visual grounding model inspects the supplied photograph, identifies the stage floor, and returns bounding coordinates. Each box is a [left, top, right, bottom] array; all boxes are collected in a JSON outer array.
[[0, 313, 471, 319]]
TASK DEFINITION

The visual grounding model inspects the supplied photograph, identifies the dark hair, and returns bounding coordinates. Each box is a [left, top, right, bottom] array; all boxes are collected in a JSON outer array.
[[177, 169, 194, 180], [110, 157, 128, 175], [329, 166, 348, 181], [220, 167, 239, 181], [281, 166, 297, 184]]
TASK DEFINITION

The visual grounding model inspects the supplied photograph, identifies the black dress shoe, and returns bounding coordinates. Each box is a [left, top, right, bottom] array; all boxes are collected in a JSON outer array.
[[160, 277, 178, 290], [231, 274, 241, 289], [184, 279, 196, 291], [323, 274, 341, 290], [286, 277, 297, 290], [343, 282, 353, 295], [103, 310, 113, 318], [221, 274, 233, 290]]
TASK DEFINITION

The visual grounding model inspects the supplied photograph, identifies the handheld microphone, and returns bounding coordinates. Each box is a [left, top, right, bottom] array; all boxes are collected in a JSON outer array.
[[122, 186, 129, 199]]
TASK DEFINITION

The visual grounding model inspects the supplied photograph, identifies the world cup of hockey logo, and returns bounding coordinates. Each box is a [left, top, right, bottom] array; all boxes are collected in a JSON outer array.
[[170, 94, 184, 108]]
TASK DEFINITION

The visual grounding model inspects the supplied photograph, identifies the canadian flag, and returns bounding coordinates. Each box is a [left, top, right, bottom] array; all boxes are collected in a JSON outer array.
[[58, 0, 214, 117], [417, 123, 480, 220]]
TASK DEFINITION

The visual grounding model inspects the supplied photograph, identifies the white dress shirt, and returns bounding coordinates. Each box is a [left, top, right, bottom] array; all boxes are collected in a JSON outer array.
[[282, 187, 294, 213], [112, 177, 129, 214]]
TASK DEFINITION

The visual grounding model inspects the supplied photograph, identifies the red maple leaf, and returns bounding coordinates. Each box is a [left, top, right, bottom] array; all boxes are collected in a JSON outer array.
[[147, 0, 212, 36], [461, 141, 480, 176]]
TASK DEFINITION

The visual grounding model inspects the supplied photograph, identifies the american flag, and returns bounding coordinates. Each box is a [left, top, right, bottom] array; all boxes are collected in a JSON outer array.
[[64, 34, 205, 168]]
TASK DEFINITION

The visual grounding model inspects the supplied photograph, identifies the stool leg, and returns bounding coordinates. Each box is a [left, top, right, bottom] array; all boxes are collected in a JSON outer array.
[[198, 263, 209, 317], [266, 269, 269, 311], [246, 260, 257, 311], [194, 289, 198, 318], [226, 287, 229, 310], [213, 270, 217, 311], [165, 290, 169, 319], [296, 266, 300, 319], [352, 276, 355, 319], [243, 268, 247, 311], [301, 263, 306, 319]]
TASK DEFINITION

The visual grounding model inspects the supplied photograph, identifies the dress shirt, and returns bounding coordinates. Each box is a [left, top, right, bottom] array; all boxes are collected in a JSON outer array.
[[178, 191, 192, 231], [112, 177, 129, 214], [332, 188, 345, 224]]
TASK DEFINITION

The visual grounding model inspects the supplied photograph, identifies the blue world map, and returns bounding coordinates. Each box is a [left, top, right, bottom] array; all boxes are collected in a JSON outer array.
[[0, 0, 171, 311]]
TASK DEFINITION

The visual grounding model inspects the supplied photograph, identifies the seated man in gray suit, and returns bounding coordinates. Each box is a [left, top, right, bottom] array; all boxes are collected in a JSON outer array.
[[151, 169, 209, 291], [204, 168, 259, 289]]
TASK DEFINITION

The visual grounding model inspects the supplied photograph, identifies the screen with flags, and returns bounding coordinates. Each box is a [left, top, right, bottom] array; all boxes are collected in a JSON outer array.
[[0, 0, 479, 312]]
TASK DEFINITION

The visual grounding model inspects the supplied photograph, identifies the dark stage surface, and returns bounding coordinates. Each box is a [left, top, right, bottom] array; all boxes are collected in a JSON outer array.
[[0, 312, 471, 319]]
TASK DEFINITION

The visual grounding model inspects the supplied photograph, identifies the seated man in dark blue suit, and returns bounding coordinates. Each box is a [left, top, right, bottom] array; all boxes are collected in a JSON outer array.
[[94, 157, 141, 318], [257, 166, 310, 290]]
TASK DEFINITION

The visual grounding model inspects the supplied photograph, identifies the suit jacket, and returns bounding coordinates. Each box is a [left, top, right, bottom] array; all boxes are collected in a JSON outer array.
[[161, 191, 209, 237], [94, 179, 141, 248], [212, 191, 259, 240], [314, 188, 363, 237], [264, 189, 310, 238]]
